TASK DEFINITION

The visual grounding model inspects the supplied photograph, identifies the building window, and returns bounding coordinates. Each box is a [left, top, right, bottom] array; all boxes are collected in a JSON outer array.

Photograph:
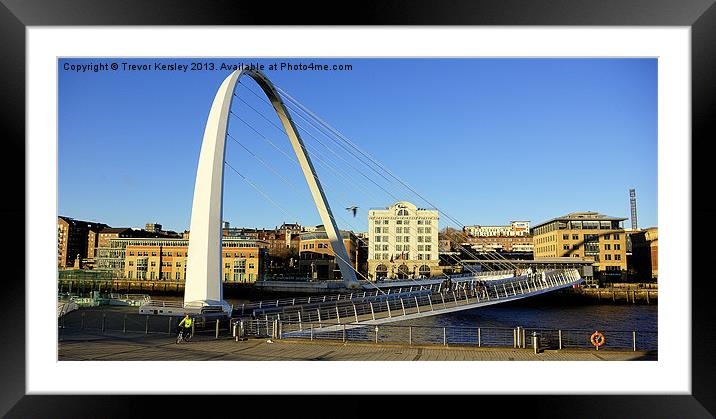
[[176, 272, 181, 280], [604, 244, 611, 250], [614, 233, 621, 240], [572, 234, 579, 240], [614, 244, 621, 250], [563, 234, 569, 240], [615, 254, 622, 260], [605, 254, 612, 260], [127, 271, 132, 279], [603, 234, 610, 240]]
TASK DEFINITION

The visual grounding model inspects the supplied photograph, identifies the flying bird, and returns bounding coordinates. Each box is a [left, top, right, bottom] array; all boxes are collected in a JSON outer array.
[[346, 206, 359, 217]]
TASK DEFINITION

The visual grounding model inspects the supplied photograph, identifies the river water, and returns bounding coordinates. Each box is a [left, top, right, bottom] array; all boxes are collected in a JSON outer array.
[[107, 293, 657, 332]]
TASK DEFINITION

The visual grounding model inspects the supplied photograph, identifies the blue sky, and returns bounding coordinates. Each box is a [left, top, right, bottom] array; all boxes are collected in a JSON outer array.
[[58, 58, 657, 233]]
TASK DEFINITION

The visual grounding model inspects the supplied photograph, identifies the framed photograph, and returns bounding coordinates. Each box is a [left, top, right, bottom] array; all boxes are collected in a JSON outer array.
[[4, 0, 714, 416]]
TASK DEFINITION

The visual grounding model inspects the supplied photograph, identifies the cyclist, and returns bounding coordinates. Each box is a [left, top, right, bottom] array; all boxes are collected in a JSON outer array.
[[177, 313, 193, 342]]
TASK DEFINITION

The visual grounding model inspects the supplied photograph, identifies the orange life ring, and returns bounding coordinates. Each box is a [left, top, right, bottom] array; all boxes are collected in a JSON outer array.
[[590, 331, 605, 347]]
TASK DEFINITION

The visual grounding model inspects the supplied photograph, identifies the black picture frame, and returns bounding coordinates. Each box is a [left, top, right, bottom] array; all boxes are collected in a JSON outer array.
[[2, 0, 714, 417]]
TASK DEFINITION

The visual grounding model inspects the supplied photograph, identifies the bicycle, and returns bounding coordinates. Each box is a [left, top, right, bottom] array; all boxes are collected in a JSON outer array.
[[176, 328, 192, 344]]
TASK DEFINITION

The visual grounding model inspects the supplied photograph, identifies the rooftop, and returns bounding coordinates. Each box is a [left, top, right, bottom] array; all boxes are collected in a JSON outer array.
[[532, 212, 627, 229]]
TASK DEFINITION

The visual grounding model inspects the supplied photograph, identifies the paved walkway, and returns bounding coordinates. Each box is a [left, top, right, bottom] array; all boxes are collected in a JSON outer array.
[[58, 331, 656, 361]]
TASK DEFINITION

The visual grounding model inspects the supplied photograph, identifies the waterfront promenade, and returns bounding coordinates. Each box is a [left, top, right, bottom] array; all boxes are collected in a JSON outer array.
[[58, 330, 656, 361]]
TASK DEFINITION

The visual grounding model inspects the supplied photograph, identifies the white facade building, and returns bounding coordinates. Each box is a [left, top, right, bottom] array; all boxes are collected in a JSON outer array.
[[368, 201, 439, 280], [463, 220, 531, 237]]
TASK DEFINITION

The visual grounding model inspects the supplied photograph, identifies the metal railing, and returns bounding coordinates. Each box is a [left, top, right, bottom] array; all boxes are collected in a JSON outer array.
[[231, 318, 657, 351], [58, 309, 233, 340], [236, 269, 583, 325], [234, 269, 574, 317]]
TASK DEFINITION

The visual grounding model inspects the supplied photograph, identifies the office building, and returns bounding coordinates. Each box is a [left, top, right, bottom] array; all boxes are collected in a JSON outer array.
[[368, 201, 439, 280], [531, 211, 627, 280]]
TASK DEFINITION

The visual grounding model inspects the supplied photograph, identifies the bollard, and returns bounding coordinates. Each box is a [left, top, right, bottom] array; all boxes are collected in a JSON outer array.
[[102, 314, 106, 333], [375, 326, 379, 344], [123, 315, 127, 334], [443, 327, 447, 346], [633, 331, 637, 351], [477, 327, 481, 347], [145, 315, 149, 334], [233, 322, 238, 341], [533, 332, 540, 354], [409, 326, 412, 346], [216, 319, 220, 339], [192, 321, 195, 338], [558, 330, 562, 350], [168, 317, 172, 334]]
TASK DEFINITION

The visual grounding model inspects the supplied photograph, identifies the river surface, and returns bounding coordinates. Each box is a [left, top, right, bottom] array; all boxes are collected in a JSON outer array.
[[152, 294, 657, 332]]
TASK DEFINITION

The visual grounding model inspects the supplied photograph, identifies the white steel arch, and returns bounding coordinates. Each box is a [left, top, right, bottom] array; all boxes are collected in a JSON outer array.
[[184, 69, 360, 308]]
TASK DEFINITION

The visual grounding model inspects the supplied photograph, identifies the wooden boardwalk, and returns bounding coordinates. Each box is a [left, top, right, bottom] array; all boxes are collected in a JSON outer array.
[[58, 330, 656, 361]]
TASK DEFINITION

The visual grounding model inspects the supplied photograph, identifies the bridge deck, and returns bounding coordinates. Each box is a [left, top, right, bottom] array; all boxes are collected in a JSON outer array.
[[234, 269, 582, 335]]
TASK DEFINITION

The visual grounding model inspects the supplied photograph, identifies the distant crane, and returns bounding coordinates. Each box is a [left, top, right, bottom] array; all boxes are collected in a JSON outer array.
[[346, 206, 359, 217]]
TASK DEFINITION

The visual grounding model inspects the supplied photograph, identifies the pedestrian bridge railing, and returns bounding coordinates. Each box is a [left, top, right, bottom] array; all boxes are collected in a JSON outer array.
[[234, 269, 567, 317], [234, 269, 583, 326]]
